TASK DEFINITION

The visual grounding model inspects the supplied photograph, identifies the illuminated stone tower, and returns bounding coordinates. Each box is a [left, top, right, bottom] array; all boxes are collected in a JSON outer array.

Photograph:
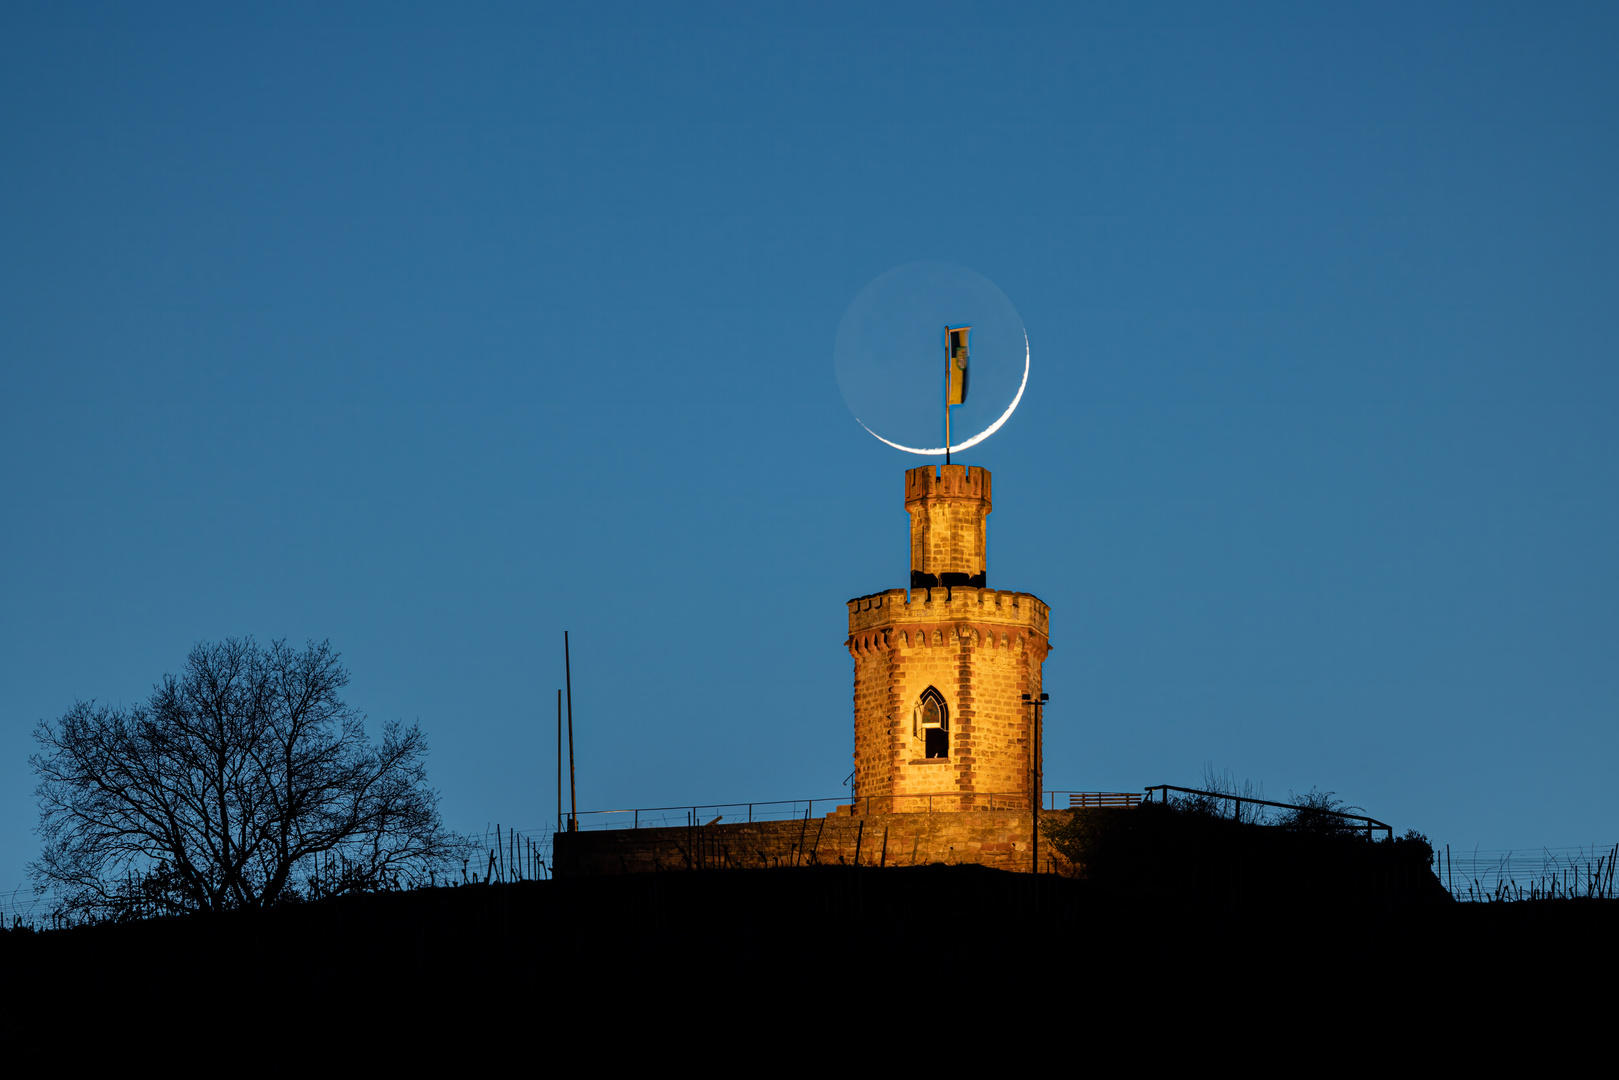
[[846, 464, 1050, 812]]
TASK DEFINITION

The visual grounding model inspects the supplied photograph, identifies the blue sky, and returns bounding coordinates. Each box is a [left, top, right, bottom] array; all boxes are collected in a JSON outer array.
[[4, 3, 1617, 895]]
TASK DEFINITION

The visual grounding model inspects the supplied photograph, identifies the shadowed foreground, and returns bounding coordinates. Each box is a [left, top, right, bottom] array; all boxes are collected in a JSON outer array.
[[3, 859, 1615, 1038]]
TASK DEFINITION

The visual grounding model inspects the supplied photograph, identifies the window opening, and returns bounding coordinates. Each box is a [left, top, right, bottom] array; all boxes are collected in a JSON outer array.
[[913, 686, 949, 759]]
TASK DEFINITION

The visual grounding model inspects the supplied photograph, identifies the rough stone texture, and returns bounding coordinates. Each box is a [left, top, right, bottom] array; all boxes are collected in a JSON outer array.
[[553, 810, 1076, 877], [905, 463, 992, 582], [847, 465, 1051, 811]]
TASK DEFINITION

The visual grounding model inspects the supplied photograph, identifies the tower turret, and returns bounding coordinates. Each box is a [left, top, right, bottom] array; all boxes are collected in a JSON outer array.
[[905, 464, 991, 590], [847, 465, 1050, 812]]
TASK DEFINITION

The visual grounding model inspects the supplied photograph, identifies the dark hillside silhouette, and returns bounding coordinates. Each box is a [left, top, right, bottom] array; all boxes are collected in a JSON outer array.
[[2, 864, 1613, 1038], [1045, 801, 1448, 910], [10, 804, 1614, 1039]]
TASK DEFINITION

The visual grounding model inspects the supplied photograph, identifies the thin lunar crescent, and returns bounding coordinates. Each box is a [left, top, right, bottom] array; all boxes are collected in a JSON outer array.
[[855, 333, 1030, 456]]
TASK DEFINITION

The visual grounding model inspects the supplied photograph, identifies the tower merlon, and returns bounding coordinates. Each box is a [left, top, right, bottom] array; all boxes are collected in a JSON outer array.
[[847, 587, 1050, 636], [905, 463, 992, 508]]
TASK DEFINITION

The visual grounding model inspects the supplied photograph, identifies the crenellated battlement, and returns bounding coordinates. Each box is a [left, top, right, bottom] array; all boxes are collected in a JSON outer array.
[[846, 586, 1050, 637], [904, 464, 992, 509]]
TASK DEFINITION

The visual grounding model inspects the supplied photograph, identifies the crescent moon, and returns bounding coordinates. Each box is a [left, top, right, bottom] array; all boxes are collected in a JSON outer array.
[[855, 332, 1030, 456]]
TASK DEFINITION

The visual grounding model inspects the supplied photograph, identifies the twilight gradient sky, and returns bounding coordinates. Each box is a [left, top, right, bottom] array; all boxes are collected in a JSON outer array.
[[4, 3, 1618, 896]]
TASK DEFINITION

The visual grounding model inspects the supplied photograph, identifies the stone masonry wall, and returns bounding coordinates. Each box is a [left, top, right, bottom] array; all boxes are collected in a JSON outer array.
[[906, 464, 991, 582], [552, 810, 1076, 878], [851, 630, 895, 799], [847, 587, 1049, 807]]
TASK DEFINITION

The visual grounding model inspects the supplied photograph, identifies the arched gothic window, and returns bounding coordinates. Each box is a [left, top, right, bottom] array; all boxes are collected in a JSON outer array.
[[913, 686, 949, 759]]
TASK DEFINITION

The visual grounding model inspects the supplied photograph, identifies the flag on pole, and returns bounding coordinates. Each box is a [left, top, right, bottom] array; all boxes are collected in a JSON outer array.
[[946, 326, 970, 406]]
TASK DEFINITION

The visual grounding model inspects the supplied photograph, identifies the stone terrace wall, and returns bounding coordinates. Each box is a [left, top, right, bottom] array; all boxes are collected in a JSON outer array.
[[553, 810, 1075, 878]]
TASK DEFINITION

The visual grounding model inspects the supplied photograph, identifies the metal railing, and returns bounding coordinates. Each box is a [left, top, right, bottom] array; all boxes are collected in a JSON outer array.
[[1066, 791, 1142, 808], [565, 798, 844, 833], [842, 792, 1036, 814], [1143, 784, 1393, 840], [561, 790, 1147, 831]]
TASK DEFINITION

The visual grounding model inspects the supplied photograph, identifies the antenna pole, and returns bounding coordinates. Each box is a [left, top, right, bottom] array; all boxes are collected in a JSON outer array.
[[565, 631, 577, 831], [556, 688, 562, 835]]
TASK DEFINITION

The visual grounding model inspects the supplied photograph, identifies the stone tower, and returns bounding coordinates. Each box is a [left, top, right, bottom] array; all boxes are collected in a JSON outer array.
[[846, 464, 1050, 812]]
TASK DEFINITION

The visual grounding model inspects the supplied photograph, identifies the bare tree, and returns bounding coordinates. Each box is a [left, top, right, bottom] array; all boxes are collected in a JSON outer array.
[[30, 638, 466, 919]]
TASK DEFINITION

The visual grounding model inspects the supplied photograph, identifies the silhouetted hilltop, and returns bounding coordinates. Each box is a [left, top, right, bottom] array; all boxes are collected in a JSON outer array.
[[2, 820, 1611, 1037], [1046, 802, 1451, 909]]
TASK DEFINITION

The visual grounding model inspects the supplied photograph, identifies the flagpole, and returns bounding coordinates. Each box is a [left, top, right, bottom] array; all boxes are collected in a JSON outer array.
[[943, 325, 951, 467]]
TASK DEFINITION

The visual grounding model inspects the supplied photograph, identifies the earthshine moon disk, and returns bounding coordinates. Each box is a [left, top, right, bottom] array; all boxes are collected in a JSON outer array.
[[855, 332, 1030, 455], [833, 262, 1030, 455]]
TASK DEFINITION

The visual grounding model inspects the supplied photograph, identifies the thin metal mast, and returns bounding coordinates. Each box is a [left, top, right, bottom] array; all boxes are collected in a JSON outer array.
[[565, 631, 577, 831], [556, 688, 562, 835]]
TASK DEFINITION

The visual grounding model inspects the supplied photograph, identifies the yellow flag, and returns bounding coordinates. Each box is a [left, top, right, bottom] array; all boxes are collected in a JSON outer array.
[[946, 326, 970, 405]]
